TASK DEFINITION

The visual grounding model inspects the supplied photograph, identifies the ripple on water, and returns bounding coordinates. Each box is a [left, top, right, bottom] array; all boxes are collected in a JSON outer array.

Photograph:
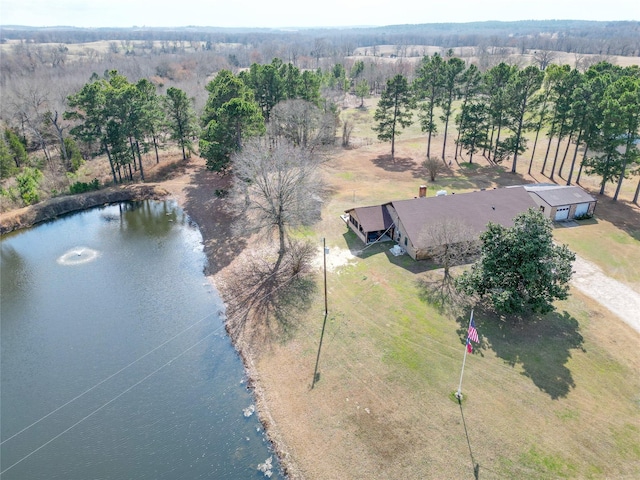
[[57, 247, 100, 266]]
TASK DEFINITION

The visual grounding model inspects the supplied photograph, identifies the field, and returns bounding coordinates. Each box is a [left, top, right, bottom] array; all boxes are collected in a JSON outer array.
[[244, 101, 640, 479]]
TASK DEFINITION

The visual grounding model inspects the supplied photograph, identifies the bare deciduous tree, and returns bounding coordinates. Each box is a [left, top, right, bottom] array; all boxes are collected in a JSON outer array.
[[267, 99, 336, 151], [416, 219, 479, 310], [341, 117, 354, 147], [532, 49, 557, 71], [419, 219, 479, 283], [230, 138, 324, 270]]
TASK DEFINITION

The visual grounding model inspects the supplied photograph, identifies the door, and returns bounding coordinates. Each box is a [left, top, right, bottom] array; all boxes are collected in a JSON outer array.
[[555, 206, 570, 221], [574, 203, 590, 218]]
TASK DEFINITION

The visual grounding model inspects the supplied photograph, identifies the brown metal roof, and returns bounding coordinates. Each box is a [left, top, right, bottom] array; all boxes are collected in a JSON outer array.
[[346, 204, 394, 232], [390, 186, 538, 248]]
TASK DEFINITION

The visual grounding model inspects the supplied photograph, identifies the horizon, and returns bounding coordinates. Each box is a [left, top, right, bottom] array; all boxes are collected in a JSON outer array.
[[2, 18, 639, 31], [1, 0, 638, 29]]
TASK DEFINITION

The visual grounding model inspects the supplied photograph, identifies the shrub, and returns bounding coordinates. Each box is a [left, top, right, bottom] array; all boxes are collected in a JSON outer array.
[[16, 167, 43, 205], [69, 178, 100, 194], [64, 137, 84, 172]]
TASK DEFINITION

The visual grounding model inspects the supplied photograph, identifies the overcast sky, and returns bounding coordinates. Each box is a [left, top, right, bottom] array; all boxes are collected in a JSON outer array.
[[1, 0, 638, 28]]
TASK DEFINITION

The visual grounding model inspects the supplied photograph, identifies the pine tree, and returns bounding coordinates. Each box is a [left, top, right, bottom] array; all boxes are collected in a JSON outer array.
[[373, 74, 414, 161]]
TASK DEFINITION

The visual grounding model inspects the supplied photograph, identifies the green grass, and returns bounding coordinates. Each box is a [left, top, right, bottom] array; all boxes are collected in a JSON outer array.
[[515, 446, 578, 479], [553, 219, 640, 286], [303, 226, 639, 474]]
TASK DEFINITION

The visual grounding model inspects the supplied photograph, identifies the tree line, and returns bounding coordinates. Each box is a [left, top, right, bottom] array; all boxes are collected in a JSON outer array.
[[0, 58, 343, 204], [374, 55, 640, 202], [3, 21, 639, 57], [2, 51, 639, 207]]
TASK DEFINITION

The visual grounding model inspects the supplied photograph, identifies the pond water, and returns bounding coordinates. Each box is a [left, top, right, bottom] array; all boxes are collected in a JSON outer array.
[[1, 200, 282, 479]]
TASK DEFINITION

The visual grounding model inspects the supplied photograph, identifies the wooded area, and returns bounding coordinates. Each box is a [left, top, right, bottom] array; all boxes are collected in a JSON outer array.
[[1, 21, 639, 210]]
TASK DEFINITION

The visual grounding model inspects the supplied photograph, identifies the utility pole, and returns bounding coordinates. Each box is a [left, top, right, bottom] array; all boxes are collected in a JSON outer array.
[[311, 238, 329, 389]]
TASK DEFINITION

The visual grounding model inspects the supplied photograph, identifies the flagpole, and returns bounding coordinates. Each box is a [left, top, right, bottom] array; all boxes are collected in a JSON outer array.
[[456, 309, 474, 400]]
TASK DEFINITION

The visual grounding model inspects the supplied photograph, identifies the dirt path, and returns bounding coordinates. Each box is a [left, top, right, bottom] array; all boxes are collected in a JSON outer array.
[[571, 255, 640, 334]]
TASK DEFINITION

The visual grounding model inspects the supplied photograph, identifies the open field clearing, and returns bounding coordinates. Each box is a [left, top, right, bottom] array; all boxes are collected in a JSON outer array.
[[2, 39, 639, 70]]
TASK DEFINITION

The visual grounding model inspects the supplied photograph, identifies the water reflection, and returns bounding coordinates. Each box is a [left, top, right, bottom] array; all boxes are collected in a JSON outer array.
[[1, 201, 282, 480]]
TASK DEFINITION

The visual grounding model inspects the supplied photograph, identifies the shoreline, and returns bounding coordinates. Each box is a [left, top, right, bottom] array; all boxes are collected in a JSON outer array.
[[151, 160, 302, 478]]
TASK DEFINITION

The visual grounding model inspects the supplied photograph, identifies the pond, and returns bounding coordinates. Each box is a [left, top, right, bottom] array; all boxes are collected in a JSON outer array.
[[1, 200, 281, 479]]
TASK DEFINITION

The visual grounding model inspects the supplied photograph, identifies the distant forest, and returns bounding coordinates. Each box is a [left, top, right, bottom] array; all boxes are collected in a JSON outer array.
[[1, 19, 639, 210], [2, 20, 640, 57]]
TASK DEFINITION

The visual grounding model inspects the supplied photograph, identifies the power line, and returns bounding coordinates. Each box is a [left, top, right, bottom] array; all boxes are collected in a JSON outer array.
[[1, 268, 304, 474], [1, 310, 218, 447], [0, 323, 223, 475]]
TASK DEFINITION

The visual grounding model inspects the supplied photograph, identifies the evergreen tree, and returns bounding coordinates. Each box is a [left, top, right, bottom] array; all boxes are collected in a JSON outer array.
[[135, 79, 165, 165], [164, 87, 199, 161], [241, 59, 285, 121], [373, 74, 414, 161], [3, 128, 28, 169], [0, 135, 17, 178], [414, 53, 445, 158], [199, 70, 264, 172], [484, 63, 516, 163], [355, 79, 370, 108], [439, 57, 466, 162], [505, 65, 544, 173], [457, 100, 488, 163], [586, 75, 640, 197], [539, 64, 571, 175], [456, 209, 575, 316], [454, 64, 482, 160], [547, 69, 582, 181]]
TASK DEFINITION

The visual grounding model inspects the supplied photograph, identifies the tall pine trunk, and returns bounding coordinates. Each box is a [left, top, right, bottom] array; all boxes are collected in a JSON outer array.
[[566, 129, 583, 185], [541, 116, 558, 174], [549, 118, 567, 181], [599, 154, 613, 195], [103, 138, 117, 184], [576, 144, 589, 184], [153, 135, 160, 164], [558, 131, 574, 179], [136, 141, 145, 181], [528, 99, 548, 174], [442, 114, 450, 163], [613, 135, 634, 201]]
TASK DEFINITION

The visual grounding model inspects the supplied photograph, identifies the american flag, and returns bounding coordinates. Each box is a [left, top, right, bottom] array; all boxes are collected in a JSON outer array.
[[468, 319, 479, 343]]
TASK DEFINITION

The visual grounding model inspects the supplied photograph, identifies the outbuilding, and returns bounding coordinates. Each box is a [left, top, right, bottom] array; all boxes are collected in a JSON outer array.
[[523, 184, 597, 221]]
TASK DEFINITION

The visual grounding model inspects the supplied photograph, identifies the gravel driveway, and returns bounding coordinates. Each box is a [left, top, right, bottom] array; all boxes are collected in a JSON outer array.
[[571, 255, 640, 334]]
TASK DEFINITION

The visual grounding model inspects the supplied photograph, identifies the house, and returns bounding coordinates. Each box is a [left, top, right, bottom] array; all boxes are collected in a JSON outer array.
[[344, 186, 538, 260], [523, 184, 597, 221]]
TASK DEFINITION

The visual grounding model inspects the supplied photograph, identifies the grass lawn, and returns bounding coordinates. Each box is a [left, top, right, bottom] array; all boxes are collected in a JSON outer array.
[[253, 116, 640, 479]]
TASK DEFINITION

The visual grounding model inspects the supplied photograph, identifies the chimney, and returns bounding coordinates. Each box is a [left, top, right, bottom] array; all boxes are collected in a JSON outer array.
[[419, 185, 427, 198]]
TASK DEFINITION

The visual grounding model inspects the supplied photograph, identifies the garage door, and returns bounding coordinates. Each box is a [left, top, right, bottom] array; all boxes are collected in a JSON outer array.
[[574, 203, 590, 217], [555, 206, 570, 221]]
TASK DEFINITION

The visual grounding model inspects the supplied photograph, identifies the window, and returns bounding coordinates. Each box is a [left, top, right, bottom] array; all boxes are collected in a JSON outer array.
[[404, 237, 408, 246]]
